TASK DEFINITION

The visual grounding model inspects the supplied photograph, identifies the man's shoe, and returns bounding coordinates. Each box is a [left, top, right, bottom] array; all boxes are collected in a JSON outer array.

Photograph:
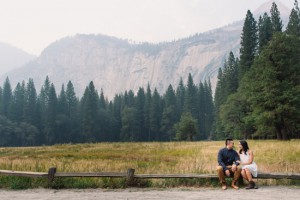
[[231, 182, 239, 190], [222, 184, 227, 190]]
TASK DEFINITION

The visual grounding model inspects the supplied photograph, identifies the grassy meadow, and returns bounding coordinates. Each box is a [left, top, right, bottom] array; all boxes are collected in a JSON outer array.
[[0, 140, 299, 189]]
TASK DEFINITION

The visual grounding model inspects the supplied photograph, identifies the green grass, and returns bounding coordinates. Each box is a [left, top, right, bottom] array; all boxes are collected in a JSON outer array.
[[0, 140, 299, 189]]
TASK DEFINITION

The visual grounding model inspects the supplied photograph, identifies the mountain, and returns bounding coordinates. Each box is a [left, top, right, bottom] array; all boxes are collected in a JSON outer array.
[[0, 1, 291, 99], [1, 26, 241, 98], [0, 42, 36, 76], [253, 0, 291, 25], [253, 0, 291, 17]]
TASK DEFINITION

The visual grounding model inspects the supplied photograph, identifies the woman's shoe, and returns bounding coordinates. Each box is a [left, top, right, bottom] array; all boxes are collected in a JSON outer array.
[[245, 181, 255, 189]]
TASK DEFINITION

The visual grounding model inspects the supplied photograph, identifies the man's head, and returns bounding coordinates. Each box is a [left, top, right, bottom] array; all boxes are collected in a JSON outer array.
[[225, 138, 234, 149]]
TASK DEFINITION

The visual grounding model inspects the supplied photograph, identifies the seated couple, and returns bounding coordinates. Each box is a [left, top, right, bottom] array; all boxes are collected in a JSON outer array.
[[217, 138, 258, 190]]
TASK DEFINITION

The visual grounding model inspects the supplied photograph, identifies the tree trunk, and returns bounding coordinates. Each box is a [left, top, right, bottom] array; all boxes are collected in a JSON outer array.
[[276, 125, 282, 140]]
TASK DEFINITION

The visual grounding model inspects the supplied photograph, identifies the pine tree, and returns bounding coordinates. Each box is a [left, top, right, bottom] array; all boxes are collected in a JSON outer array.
[[175, 77, 185, 121], [56, 84, 69, 143], [81, 81, 99, 141], [38, 76, 52, 140], [214, 68, 224, 112], [65, 81, 81, 142], [99, 89, 106, 110], [258, 13, 272, 53], [224, 52, 239, 94], [144, 84, 152, 141], [11, 81, 26, 122], [45, 84, 58, 144], [0, 86, 2, 115], [198, 82, 206, 139], [286, 0, 300, 36], [24, 78, 38, 126], [270, 2, 283, 33], [213, 68, 226, 139], [184, 73, 198, 118], [1, 77, 13, 117], [66, 81, 78, 118], [106, 100, 117, 142], [112, 94, 122, 141], [58, 84, 68, 115], [239, 10, 258, 80], [149, 88, 162, 141], [98, 89, 110, 141], [135, 87, 146, 141], [203, 80, 214, 139], [160, 84, 176, 140], [164, 84, 176, 108]]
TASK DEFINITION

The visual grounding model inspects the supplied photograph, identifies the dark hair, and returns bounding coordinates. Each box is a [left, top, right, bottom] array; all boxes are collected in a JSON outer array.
[[225, 138, 233, 146], [239, 140, 249, 155]]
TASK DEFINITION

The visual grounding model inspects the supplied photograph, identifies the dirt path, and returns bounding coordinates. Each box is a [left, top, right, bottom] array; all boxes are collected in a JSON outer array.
[[0, 186, 299, 200]]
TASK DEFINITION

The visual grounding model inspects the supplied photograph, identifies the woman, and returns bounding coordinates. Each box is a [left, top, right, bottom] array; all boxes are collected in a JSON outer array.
[[238, 140, 258, 189]]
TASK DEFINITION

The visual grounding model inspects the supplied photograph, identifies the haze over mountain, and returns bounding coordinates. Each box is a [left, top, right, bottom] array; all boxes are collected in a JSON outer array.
[[0, 42, 35, 76], [0, 1, 291, 99]]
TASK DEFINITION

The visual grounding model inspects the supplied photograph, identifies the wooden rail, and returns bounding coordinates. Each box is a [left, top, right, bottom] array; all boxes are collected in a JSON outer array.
[[0, 170, 48, 178], [1, 168, 300, 184]]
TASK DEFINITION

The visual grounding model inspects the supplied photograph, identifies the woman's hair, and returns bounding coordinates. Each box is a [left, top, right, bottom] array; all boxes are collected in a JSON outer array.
[[239, 140, 249, 155]]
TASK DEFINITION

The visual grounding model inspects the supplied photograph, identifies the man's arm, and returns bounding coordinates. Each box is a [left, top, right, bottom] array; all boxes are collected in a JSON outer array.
[[217, 149, 227, 171], [234, 151, 240, 165]]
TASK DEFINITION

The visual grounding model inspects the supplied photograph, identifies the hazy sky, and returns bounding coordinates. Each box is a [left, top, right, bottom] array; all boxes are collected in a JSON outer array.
[[0, 0, 295, 55]]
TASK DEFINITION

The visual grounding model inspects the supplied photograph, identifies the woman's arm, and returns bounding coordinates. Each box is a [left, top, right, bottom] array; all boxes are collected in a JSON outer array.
[[241, 150, 254, 165]]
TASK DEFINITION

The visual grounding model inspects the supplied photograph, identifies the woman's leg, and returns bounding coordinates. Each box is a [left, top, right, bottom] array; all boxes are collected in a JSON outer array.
[[245, 168, 256, 189], [241, 169, 248, 181], [245, 168, 252, 182]]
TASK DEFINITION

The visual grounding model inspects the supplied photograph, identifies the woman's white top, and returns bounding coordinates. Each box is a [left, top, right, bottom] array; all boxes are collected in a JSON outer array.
[[240, 151, 258, 177]]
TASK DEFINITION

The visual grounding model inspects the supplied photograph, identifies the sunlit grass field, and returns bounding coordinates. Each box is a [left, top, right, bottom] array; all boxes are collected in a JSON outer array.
[[0, 140, 299, 189]]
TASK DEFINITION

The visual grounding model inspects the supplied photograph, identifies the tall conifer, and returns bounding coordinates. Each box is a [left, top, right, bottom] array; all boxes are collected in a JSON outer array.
[[81, 81, 99, 141], [270, 2, 283, 33], [1, 77, 13, 117], [258, 13, 272, 53], [11, 81, 26, 122], [239, 10, 258, 80], [286, 0, 300, 36]]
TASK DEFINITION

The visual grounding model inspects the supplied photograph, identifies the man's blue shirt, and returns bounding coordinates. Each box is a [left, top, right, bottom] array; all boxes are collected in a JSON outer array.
[[218, 147, 240, 171]]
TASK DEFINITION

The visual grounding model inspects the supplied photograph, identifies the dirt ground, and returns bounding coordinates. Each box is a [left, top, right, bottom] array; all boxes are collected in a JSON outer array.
[[0, 186, 299, 200]]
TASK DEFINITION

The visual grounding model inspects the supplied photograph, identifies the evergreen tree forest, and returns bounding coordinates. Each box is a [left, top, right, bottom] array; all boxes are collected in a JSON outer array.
[[214, 1, 300, 140], [0, 74, 214, 146]]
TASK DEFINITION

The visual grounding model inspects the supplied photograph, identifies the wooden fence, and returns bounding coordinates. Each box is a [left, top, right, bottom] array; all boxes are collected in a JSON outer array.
[[1, 168, 300, 186]]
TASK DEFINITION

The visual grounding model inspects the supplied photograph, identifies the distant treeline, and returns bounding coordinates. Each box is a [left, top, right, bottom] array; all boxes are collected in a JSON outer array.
[[0, 74, 214, 146], [1, 1, 300, 147]]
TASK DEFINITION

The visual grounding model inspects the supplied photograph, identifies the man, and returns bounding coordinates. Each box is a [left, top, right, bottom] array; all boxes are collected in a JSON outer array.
[[217, 138, 242, 190]]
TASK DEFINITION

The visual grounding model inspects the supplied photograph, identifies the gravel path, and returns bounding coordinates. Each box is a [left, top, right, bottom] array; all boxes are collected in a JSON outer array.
[[0, 186, 299, 200]]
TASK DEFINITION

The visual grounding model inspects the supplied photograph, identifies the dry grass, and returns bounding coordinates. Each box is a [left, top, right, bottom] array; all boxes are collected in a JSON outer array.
[[0, 140, 299, 174]]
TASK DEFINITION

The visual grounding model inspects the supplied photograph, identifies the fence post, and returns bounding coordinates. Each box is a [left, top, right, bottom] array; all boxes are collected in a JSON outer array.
[[126, 168, 135, 186], [48, 167, 57, 182]]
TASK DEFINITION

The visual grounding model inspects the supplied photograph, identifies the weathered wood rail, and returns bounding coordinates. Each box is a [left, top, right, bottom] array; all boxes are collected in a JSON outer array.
[[1, 168, 300, 185], [0, 170, 48, 178]]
